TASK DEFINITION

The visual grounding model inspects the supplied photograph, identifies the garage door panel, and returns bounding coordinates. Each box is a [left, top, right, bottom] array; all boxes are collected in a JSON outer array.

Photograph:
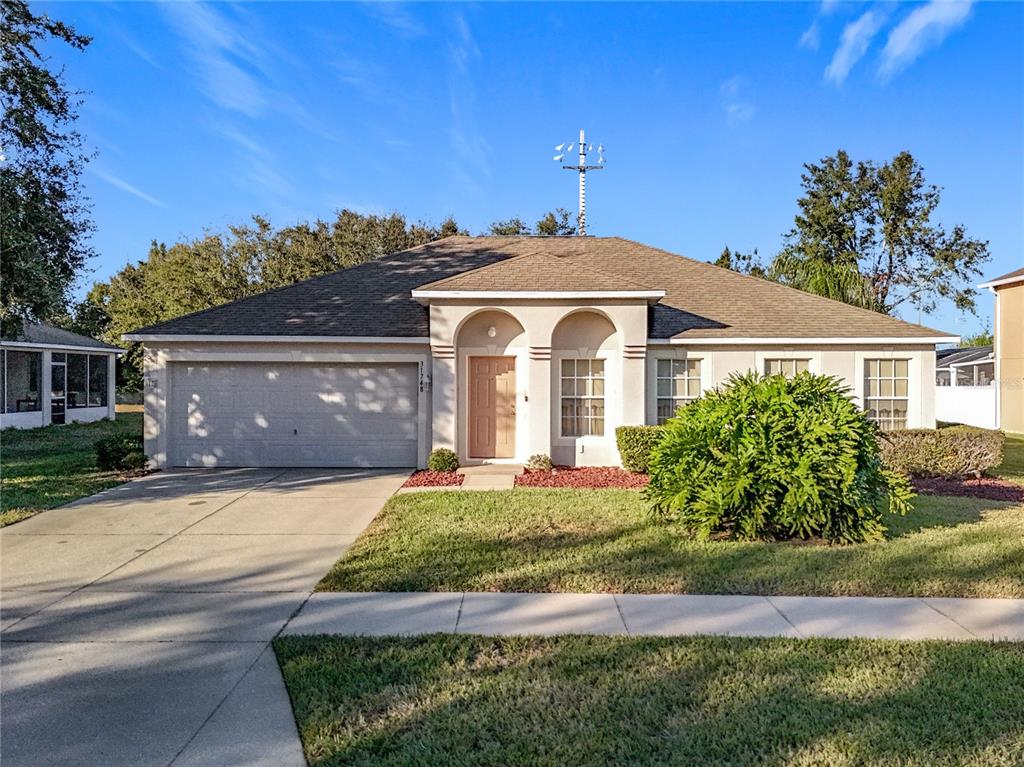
[[170, 362, 419, 467]]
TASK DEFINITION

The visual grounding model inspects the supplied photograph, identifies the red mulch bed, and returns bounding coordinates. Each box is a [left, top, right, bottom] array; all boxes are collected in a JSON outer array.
[[912, 476, 1024, 503], [515, 466, 649, 489], [403, 470, 464, 488]]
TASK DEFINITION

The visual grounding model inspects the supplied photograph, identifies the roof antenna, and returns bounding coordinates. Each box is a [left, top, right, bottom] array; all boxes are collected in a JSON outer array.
[[553, 129, 604, 236]]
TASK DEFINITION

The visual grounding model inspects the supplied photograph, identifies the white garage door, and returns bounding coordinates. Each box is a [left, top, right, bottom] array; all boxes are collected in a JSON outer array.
[[169, 362, 419, 468]]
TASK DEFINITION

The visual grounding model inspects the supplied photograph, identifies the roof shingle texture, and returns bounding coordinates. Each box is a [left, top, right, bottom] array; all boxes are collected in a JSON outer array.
[[131, 236, 952, 341], [1, 321, 120, 350]]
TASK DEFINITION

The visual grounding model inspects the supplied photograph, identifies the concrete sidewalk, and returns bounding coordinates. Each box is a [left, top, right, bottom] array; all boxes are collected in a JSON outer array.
[[284, 591, 1024, 641]]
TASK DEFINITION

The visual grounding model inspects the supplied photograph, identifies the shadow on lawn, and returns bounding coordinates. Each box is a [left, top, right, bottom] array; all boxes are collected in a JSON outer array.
[[319, 491, 1024, 597], [275, 634, 1024, 767]]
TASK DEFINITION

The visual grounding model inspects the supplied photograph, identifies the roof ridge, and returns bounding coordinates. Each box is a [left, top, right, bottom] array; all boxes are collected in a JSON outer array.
[[606, 236, 951, 338], [417, 249, 655, 292]]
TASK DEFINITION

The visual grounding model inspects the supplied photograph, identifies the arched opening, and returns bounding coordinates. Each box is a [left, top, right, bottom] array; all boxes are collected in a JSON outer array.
[[456, 310, 527, 461], [550, 311, 620, 458]]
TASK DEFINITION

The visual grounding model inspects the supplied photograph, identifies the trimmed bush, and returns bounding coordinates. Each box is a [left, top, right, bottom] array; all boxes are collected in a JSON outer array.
[[95, 435, 146, 472], [645, 372, 913, 543], [427, 448, 459, 473], [615, 425, 666, 474], [525, 453, 554, 471], [880, 426, 1004, 479]]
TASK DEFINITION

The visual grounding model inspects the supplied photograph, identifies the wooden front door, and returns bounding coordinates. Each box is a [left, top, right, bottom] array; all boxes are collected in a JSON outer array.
[[468, 356, 516, 458]]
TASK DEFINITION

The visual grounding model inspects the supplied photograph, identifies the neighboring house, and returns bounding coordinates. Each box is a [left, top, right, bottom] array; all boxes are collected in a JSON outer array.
[[125, 236, 957, 469], [0, 322, 120, 430], [980, 267, 1024, 434], [936, 345, 995, 387], [934, 345, 997, 429]]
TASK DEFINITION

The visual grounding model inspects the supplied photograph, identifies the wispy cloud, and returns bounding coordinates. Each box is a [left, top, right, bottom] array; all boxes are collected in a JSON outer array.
[[159, 2, 275, 117], [799, 0, 841, 51], [446, 13, 489, 189], [879, 0, 974, 80], [719, 76, 755, 124], [214, 123, 293, 198], [91, 168, 165, 208], [362, 2, 426, 38], [825, 9, 886, 85]]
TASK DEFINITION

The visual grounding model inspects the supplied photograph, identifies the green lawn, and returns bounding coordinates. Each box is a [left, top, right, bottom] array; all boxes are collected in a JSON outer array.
[[275, 634, 1024, 767], [998, 433, 1024, 483], [0, 414, 143, 527], [317, 489, 1024, 597]]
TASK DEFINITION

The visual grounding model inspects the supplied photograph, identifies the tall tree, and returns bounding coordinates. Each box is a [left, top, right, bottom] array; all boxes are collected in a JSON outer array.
[[770, 150, 989, 316], [1, 1, 94, 321]]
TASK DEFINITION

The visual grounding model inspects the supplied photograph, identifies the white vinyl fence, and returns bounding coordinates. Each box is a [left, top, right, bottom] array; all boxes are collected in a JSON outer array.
[[935, 385, 998, 429]]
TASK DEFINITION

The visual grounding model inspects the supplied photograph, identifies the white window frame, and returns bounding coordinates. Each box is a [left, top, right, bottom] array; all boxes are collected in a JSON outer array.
[[559, 357, 606, 438], [654, 358, 703, 424], [862, 357, 911, 430], [647, 352, 710, 425], [753, 350, 821, 377]]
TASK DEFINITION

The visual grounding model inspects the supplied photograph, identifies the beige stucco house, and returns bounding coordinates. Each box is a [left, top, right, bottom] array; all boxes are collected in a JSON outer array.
[[125, 237, 957, 469], [980, 266, 1024, 434]]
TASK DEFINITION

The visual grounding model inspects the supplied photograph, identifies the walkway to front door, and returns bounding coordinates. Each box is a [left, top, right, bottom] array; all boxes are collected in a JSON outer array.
[[468, 356, 516, 458]]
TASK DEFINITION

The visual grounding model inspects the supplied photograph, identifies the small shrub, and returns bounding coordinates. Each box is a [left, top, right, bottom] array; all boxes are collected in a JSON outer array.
[[880, 426, 1004, 479], [525, 453, 554, 471], [95, 435, 146, 472], [427, 447, 459, 473], [615, 425, 666, 473], [645, 372, 913, 544]]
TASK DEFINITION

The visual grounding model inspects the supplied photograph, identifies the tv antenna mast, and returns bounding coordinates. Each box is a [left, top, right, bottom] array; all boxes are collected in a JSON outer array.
[[553, 129, 604, 236]]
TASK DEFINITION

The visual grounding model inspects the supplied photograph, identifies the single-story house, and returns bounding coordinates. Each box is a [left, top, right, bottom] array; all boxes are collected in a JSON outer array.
[[979, 266, 1024, 433], [0, 322, 120, 430], [125, 236, 957, 469]]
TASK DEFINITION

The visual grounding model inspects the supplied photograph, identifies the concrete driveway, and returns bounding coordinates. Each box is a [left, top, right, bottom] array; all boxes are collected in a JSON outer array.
[[0, 467, 408, 767]]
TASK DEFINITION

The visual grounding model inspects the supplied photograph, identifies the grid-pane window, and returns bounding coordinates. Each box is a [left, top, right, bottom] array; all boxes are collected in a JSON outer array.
[[88, 355, 108, 407], [765, 358, 810, 377], [67, 353, 89, 409], [864, 359, 909, 430], [560, 359, 605, 437], [656, 359, 701, 424], [4, 350, 42, 413]]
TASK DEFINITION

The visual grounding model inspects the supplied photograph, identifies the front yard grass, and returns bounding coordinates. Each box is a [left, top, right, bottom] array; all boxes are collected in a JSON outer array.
[[275, 634, 1024, 767], [0, 414, 143, 527], [317, 489, 1024, 597], [998, 433, 1024, 483]]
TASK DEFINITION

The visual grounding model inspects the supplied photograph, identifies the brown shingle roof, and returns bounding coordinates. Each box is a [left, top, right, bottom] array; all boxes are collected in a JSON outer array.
[[129, 235, 955, 341], [981, 266, 1024, 287], [416, 251, 655, 293]]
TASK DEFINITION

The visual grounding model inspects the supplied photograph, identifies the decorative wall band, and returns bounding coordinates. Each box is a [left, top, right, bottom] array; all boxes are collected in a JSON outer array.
[[431, 344, 455, 360], [623, 345, 647, 360], [529, 346, 552, 361]]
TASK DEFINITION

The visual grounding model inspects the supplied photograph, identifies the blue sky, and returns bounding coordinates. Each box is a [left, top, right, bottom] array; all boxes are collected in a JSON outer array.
[[45, 1, 1023, 337]]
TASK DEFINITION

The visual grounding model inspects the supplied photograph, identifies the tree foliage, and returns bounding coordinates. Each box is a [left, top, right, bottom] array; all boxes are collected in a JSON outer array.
[[645, 372, 913, 543], [770, 150, 989, 316], [712, 246, 765, 278], [1, 0, 94, 320], [77, 210, 465, 388], [488, 208, 577, 236]]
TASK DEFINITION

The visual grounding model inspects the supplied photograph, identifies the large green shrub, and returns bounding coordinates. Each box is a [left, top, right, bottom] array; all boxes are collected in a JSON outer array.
[[427, 448, 459, 473], [615, 425, 666, 473], [645, 372, 913, 543], [95, 434, 146, 472], [880, 426, 1004, 479]]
